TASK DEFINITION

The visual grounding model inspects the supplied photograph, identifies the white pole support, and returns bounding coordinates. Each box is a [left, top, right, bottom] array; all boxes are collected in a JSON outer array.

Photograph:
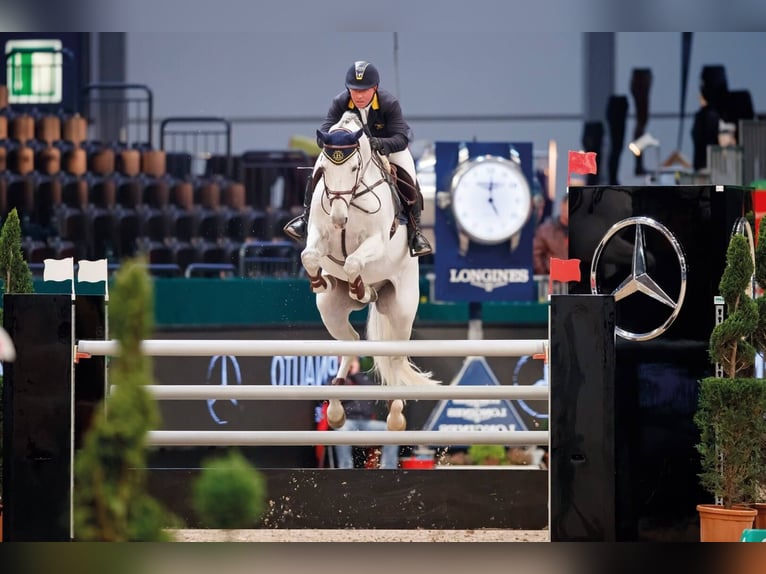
[[146, 430, 550, 447], [130, 384, 550, 401], [78, 338, 547, 358]]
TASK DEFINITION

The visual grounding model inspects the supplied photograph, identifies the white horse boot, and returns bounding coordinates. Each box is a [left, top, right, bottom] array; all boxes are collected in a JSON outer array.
[[326, 398, 346, 429], [386, 399, 406, 431]]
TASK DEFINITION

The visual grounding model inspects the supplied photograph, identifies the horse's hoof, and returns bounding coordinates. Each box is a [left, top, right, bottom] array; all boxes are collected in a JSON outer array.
[[344, 258, 363, 279], [386, 399, 406, 431], [327, 399, 346, 429]]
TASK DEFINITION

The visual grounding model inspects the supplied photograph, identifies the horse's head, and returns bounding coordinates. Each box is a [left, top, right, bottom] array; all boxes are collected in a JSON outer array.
[[316, 115, 372, 229]]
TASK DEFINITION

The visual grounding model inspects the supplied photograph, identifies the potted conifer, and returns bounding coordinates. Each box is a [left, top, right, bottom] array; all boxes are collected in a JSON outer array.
[[695, 228, 766, 541]]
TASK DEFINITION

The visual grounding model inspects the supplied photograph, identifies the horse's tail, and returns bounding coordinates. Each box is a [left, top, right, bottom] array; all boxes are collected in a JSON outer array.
[[366, 303, 440, 386]]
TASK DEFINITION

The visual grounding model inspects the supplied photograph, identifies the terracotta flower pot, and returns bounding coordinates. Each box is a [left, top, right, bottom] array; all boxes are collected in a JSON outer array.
[[697, 504, 757, 542]]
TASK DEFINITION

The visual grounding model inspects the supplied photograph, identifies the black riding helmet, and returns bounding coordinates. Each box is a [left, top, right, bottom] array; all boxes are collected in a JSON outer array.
[[345, 61, 380, 90]]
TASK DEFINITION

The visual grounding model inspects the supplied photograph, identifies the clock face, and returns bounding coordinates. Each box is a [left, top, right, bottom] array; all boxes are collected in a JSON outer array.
[[450, 156, 532, 244]]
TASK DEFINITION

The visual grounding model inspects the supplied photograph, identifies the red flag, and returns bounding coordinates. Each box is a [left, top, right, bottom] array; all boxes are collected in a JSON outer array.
[[567, 151, 597, 185], [549, 258, 581, 291]]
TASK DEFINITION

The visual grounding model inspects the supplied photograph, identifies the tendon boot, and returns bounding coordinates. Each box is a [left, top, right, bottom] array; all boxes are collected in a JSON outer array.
[[283, 178, 315, 241], [395, 168, 433, 257]]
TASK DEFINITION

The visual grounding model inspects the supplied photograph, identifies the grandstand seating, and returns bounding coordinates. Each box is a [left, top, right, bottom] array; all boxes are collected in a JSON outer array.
[[0, 83, 307, 278]]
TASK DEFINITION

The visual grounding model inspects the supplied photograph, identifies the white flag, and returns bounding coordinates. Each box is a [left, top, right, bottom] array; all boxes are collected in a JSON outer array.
[[43, 257, 74, 282], [78, 259, 108, 283]]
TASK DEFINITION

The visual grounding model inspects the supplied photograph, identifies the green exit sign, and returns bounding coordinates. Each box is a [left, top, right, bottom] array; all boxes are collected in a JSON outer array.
[[5, 39, 63, 104]]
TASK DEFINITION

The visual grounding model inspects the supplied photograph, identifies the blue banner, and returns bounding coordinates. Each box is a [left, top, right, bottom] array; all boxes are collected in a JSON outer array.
[[422, 357, 529, 438], [433, 141, 536, 302]]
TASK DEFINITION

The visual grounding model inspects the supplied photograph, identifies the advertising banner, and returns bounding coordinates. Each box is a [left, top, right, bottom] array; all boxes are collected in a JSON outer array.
[[433, 141, 537, 302]]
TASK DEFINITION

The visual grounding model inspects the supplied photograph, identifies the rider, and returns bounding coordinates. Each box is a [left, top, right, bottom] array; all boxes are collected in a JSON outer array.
[[284, 60, 433, 258]]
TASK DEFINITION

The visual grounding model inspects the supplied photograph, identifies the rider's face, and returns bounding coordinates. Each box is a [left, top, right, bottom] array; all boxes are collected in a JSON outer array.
[[349, 87, 376, 109]]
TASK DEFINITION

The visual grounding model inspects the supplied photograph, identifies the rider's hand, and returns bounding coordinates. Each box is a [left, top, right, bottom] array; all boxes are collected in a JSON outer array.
[[369, 137, 386, 154]]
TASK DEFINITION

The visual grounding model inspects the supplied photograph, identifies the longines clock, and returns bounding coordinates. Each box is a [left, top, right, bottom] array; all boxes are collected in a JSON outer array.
[[442, 154, 532, 255]]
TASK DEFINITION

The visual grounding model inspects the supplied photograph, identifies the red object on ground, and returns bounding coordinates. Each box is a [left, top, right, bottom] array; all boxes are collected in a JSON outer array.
[[400, 457, 435, 469]]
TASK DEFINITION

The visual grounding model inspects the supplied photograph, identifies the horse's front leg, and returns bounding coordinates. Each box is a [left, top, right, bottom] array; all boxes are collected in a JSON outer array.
[[386, 399, 406, 431], [344, 235, 386, 303], [327, 355, 353, 429], [301, 228, 335, 294]]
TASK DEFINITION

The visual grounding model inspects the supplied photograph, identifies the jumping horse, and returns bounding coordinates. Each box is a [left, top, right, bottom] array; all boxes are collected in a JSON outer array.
[[300, 111, 438, 431]]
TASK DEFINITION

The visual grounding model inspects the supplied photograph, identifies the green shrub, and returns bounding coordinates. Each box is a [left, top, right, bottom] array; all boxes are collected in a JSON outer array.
[[708, 234, 757, 378], [73, 258, 176, 540], [0, 208, 34, 296], [697, 227, 766, 509], [192, 449, 267, 529], [468, 444, 507, 465], [695, 377, 766, 508]]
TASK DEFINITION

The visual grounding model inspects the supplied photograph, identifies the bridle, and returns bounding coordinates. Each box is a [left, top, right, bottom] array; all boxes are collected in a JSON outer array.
[[319, 136, 390, 215]]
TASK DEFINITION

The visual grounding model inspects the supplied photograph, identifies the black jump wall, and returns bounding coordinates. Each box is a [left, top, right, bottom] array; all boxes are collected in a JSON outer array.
[[2, 294, 106, 541]]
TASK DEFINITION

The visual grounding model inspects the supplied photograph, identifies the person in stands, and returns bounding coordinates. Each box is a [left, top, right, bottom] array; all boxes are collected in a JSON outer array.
[[284, 60, 432, 257], [532, 194, 569, 276]]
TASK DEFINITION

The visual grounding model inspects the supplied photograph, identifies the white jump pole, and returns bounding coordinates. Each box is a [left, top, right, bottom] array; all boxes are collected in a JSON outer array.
[[135, 385, 550, 401], [78, 338, 547, 358], [146, 430, 550, 447]]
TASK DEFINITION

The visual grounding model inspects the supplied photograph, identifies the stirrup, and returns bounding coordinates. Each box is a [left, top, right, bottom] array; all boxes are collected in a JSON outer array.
[[283, 216, 307, 241], [409, 232, 433, 257]]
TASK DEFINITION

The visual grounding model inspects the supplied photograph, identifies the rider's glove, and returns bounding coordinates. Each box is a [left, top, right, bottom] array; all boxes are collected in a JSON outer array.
[[369, 137, 386, 154]]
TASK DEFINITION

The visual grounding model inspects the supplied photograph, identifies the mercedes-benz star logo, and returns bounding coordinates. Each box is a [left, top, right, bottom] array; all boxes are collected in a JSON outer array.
[[590, 216, 687, 341]]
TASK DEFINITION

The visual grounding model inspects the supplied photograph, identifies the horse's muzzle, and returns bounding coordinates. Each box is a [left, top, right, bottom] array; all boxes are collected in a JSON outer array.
[[332, 216, 347, 229]]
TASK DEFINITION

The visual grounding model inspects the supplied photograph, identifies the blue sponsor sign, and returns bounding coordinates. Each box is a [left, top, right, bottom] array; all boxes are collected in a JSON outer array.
[[423, 357, 528, 441], [433, 141, 537, 302]]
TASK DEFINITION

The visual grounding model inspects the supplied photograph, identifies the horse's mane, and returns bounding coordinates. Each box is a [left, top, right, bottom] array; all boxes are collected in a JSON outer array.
[[332, 111, 363, 132]]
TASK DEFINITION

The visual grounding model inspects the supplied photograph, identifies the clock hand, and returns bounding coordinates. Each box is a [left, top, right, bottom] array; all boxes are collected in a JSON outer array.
[[485, 178, 500, 215]]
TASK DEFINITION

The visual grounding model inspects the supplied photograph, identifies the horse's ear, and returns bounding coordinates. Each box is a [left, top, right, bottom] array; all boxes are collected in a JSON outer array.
[[316, 129, 328, 144]]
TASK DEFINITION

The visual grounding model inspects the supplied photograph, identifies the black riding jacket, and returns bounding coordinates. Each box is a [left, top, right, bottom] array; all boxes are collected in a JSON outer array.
[[318, 89, 413, 155]]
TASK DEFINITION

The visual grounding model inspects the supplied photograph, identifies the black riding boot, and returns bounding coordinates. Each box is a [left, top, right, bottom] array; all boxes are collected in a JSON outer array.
[[404, 196, 433, 257], [394, 168, 432, 257], [283, 178, 314, 241]]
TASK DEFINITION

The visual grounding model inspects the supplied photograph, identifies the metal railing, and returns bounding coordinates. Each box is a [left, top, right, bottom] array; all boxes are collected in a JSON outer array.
[[159, 116, 233, 179], [81, 82, 154, 147], [238, 239, 301, 278]]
